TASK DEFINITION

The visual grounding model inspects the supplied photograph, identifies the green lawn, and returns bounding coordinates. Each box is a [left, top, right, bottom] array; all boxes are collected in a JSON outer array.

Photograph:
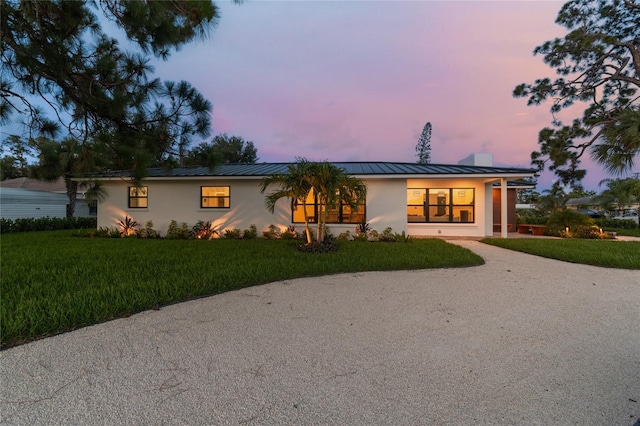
[[1, 230, 483, 348], [482, 238, 640, 270]]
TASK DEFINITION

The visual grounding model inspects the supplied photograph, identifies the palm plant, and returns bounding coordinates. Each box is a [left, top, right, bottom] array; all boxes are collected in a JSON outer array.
[[536, 185, 568, 215], [595, 177, 640, 215], [310, 163, 367, 242], [260, 159, 367, 244], [260, 159, 315, 243]]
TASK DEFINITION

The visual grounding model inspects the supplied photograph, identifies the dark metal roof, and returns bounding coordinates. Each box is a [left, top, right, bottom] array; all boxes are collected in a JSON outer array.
[[87, 162, 536, 179]]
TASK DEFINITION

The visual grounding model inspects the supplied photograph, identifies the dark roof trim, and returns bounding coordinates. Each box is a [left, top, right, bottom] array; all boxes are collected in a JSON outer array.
[[81, 162, 536, 179]]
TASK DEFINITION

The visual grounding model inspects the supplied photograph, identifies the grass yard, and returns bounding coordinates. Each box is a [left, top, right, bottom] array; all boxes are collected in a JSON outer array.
[[482, 238, 640, 270], [1, 230, 483, 348]]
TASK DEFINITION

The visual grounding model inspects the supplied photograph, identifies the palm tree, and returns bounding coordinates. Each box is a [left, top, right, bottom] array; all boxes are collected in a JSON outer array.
[[260, 158, 315, 243], [595, 177, 640, 216], [308, 162, 367, 242], [536, 185, 567, 215], [591, 108, 640, 175], [260, 159, 367, 244], [30, 136, 106, 217]]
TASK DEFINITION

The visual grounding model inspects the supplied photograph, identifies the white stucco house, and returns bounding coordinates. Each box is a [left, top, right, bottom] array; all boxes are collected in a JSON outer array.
[[85, 158, 535, 238]]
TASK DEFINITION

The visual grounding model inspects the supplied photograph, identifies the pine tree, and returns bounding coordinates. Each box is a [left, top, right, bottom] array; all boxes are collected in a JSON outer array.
[[416, 122, 432, 164]]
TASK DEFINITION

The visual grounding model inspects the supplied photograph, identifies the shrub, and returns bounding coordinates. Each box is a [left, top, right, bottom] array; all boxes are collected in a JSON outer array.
[[138, 221, 161, 239], [0, 217, 97, 233], [166, 220, 194, 239], [569, 226, 614, 240], [262, 224, 280, 240], [394, 231, 412, 243], [223, 228, 243, 239], [243, 224, 258, 240], [280, 225, 298, 240], [338, 230, 354, 241], [545, 209, 595, 236], [379, 227, 397, 242]]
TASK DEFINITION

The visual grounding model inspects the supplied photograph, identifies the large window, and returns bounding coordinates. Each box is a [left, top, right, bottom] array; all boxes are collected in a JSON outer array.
[[407, 188, 474, 223], [128, 186, 148, 208], [201, 186, 230, 208], [292, 190, 365, 224]]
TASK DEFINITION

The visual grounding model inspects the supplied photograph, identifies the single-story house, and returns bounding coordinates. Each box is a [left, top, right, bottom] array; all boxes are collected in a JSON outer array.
[[0, 177, 97, 220], [84, 156, 535, 238]]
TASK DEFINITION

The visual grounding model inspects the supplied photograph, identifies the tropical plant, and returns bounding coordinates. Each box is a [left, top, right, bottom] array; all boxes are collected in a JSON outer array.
[[536, 186, 568, 215], [312, 164, 367, 243], [261, 159, 367, 245], [117, 216, 138, 236], [513, 0, 640, 185], [595, 177, 640, 215], [545, 209, 595, 236], [261, 158, 315, 243], [192, 220, 217, 240]]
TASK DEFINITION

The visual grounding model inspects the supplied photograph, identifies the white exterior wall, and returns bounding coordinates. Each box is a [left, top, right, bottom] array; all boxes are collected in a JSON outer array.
[[406, 178, 491, 237], [364, 179, 408, 234], [0, 188, 67, 220], [97, 176, 503, 238], [98, 178, 411, 236], [98, 178, 291, 234]]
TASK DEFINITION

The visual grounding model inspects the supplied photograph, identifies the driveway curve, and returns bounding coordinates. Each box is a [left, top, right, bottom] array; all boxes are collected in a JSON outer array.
[[1, 241, 639, 425]]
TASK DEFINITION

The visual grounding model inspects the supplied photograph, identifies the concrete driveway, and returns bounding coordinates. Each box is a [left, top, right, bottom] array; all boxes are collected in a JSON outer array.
[[1, 241, 639, 425]]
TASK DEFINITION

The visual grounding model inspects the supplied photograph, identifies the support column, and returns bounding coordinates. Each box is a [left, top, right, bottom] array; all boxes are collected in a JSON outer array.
[[501, 178, 508, 238]]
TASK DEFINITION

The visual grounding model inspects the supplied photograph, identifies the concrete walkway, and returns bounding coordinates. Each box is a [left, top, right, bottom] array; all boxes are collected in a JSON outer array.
[[1, 241, 639, 425]]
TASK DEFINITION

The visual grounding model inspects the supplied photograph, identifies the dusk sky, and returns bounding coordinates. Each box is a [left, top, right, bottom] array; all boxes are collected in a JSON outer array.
[[151, 0, 615, 190], [5, 0, 633, 191]]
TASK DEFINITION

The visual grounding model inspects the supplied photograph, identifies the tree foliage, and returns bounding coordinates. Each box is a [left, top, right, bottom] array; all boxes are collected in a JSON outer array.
[[1, 0, 218, 182], [595, 177, 640, 212], [514, 0, 640, 185], [184, 134, 258, 167], [416, 122, 432, 164]]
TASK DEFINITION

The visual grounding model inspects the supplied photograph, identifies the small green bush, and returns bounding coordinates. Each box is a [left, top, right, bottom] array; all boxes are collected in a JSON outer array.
[[138, 221, 161, 239], [338, 230, 354, 241], [243, 224, 258, 239], [394, 231, 412, 243], [223, 228, 243, 239], [280, 225, 298, 240], [545, 210, 595, 236], [166, 220, 194, 239], [379, 227, 397, 242], [262, 224, 280, 240]]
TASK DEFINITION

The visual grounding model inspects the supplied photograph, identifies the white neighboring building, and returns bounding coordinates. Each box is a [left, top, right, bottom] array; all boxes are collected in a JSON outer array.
[[0, 177, 96, 219]]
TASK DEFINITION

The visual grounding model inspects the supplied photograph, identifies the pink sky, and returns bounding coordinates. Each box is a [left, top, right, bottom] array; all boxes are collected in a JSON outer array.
[[156, 0, 617, 190], [6, 1, 630, 191]]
